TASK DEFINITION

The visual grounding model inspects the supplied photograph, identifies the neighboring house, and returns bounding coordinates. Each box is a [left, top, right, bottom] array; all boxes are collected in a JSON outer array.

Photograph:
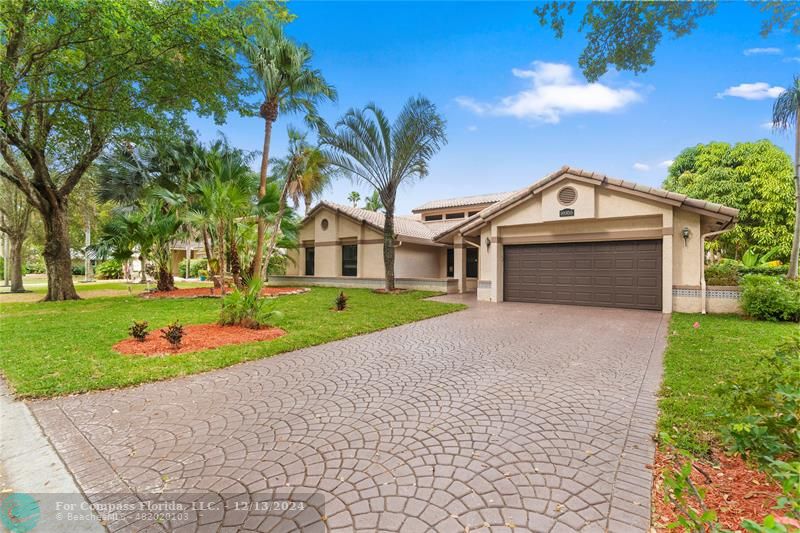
[[272, 166, 739, 313]]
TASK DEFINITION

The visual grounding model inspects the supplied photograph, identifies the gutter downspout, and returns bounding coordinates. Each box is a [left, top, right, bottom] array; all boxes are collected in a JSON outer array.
[[701, 227, 733, 314]]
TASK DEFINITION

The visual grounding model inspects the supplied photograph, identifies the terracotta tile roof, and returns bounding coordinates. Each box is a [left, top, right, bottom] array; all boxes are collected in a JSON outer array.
[[412, 191, 516, 213]]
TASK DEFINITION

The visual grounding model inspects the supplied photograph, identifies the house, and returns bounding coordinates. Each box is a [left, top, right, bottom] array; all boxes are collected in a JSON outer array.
[[271, 166, 740, 313]]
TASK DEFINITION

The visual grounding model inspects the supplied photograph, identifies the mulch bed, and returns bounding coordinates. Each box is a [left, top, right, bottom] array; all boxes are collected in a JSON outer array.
[[652, 447, 790, 531], [141, 287, 308, 299], [114, 324, 286, 356]]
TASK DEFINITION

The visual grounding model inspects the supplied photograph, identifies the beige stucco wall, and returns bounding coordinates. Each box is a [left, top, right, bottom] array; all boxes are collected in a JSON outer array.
[[395, 243, 442, 278], [672, 210, 702, 287]]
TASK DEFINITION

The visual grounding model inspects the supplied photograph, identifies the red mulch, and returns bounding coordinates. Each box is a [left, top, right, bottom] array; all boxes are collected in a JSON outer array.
[[652, 447, 791, 531], [114, 324, 286, 356], [142, 286, 307, 299]]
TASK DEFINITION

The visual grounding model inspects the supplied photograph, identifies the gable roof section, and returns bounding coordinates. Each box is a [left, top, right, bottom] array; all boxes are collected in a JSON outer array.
[[303, 201, 459, 244], [412, 191, 516, 213], [437, 166, 739, 240]]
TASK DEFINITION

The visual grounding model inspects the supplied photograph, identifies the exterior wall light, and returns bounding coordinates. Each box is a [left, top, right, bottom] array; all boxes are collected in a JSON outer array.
[[485, 236, 491, 249], [681, 227, 690, 247]]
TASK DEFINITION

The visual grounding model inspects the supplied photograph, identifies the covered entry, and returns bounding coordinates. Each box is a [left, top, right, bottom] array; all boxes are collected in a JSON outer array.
[[503, 240, 662, 310]]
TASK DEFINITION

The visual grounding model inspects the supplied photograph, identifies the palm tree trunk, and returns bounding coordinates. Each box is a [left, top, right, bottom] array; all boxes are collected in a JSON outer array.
[[789, 106, 800, 280], [383, 202, 396, 291], [252, 114, 276, 279], [263, 180, 289, 279], [218, 222, 227, 297]]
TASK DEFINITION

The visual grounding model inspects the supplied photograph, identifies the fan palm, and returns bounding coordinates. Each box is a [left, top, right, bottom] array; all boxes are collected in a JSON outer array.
[[239, 19, 336, 277], [319, 97, 447, 290], [772, 75, 800, 279]]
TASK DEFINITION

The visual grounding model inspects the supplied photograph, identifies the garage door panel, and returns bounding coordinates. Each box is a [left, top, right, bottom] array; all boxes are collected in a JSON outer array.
[[503, 240, 662, 310]]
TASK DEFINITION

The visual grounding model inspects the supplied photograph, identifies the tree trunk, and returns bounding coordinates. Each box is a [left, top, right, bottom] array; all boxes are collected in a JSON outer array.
[[156, 268, 175, 292], [252, 108, 276, 279], [262, 180, 289, 280], [218, 222, 226, 297], [230, 236, 242, 288], [788, 108, 800, 280], [8, 233, 25, 292], [382, 203, 396, 291], [42, 205, 80, 301]]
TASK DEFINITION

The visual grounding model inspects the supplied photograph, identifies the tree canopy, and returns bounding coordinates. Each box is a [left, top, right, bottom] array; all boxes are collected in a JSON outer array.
[[662, 140, 795, 260]]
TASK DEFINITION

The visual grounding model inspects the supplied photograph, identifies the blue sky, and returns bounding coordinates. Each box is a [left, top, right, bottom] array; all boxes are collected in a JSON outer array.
[[190, 1, 798, 214]]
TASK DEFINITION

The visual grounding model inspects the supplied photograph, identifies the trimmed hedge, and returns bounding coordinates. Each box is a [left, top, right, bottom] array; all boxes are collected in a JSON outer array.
[[705, 260, 789, 286], [740, 274, 800, 322]]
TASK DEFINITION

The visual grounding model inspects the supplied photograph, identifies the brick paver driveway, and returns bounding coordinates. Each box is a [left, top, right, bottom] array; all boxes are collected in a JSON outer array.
[[32, 298, 667, 533]]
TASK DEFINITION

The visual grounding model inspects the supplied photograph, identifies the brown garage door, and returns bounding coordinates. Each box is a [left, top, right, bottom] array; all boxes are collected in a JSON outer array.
[[503, 240, 662, 310]]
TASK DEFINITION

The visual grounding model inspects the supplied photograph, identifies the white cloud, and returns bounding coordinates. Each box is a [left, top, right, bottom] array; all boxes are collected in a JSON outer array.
[[466, 125, 478, 132], [785, 57, 800, 63], [659, 160, 674, 168], [743, 47, 782, 56], [455, 61, 641, 124], [632, 163, 650, 172], [716, 82, 785, 100]]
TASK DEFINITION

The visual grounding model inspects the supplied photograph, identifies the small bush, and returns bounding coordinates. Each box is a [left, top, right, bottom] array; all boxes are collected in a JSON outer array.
[[96, 259, 124, 280], [188, 258, 207, 278], [24, 256, 46, 274], [219, 277, 281, 329], [721, 335, 800, 463], [740, 264, 789, 277], [334, 291, 348, 311], [160, 321, 184, 348], [71, 263, 86, 276], [740, 275, 800, 322], [128, 321, 149, 342], [705, 260, 740, 286]]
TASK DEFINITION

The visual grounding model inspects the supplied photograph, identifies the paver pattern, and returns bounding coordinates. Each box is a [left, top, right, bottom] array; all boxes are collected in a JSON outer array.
[[31, 297, 666, 532]]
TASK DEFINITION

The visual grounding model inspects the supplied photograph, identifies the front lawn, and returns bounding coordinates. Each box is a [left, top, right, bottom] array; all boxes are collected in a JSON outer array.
[[0, 287, 464, 398], [658, 313, 797, 456]]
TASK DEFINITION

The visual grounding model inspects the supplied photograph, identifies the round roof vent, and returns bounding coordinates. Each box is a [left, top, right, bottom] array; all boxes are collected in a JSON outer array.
[[320, 218, 329, 230], [557, 186, 577, 206]]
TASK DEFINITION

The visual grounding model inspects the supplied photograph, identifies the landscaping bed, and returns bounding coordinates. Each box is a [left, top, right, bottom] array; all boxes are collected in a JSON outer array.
[[115, 324, 285, 356], [142, 286, 308, 299]]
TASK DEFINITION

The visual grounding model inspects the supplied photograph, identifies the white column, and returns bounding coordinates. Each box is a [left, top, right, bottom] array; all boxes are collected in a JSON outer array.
[[453, 241, 467, 293]]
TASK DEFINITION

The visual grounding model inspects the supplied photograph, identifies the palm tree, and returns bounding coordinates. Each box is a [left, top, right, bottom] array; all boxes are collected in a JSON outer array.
[[773, 75, 800, 280], [319, 97, 447, 291], [347, 191, 360, 207], [239, 20, 336, 278], [364, 190, 383, 212], [263, 128, 334, 276]]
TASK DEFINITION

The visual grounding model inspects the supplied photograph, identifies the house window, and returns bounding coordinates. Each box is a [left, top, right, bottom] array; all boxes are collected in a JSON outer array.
[[446, 248, 454, 278], [304, 247, 315, 276], [466, 247, 478, 278], [445, 212, 465, 219], [341, 244, 357, 277], [424, 214, 442, 221]]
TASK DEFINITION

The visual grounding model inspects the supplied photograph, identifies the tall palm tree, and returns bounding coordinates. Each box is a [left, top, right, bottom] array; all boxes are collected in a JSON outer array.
[[239, 20, 336, 278], [319, 97, 447, 291], [773, 75, 800, 280], [263, 128, 335, 276], [364, 190, 383, 212], [347, 191, 360, 208]]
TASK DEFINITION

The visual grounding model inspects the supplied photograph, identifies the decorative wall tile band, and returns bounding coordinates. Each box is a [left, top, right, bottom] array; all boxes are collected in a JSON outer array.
[[672, 287, 741, 299]]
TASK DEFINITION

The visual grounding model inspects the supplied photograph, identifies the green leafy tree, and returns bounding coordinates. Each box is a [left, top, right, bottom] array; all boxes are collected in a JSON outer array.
[[0, 176, 32, 292], [0, 0, 276, 300], [364, 190, 383, 212], [663, 141, 795, 261], [534, 2, 798, 81], [238, 19, 336, 278], [772, 76, 800, 279], [319, 97, 447, 291]]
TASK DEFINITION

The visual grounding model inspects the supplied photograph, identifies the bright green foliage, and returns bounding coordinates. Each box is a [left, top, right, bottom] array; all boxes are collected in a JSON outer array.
[[705, 260, 788, 286], [95, 259, 124, 280], [659, 314, 796, 455], [218, 277, 281, 329], [364, 190, 383, 212], [189, 259, 209, 279], [0, 288, 464, 398], [740, 275, 800, 322], [742, 247, 781, 268], [534, 2, 798, 81], [663, 141, 795, 260], [721, 335, 800, 462]]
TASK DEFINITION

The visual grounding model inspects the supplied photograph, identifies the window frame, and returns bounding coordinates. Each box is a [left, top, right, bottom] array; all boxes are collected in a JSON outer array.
[[466, 247, 478, 278], [304, 247, 315, 276], [341, 244, 358, 277]]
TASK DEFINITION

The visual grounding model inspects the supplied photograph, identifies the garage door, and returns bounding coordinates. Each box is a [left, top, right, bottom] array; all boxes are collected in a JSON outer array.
[[503, 240, 662, 310]]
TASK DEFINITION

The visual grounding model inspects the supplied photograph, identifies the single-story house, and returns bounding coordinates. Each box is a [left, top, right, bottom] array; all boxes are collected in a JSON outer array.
[[271, 166, 740, 313]]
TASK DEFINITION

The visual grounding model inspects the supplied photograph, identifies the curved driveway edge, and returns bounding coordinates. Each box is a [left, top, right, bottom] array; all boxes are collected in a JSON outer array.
[[31, 300, 666, 532]]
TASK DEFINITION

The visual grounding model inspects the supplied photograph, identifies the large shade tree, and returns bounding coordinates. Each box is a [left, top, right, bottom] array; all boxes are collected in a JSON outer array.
[[772, 75, 800, 279], [662, 140, 794, 261], [0, 176, 32, 292], [319, 97, 447, 291], [238, 19, 336, 278], [0, 0, 274, 300]]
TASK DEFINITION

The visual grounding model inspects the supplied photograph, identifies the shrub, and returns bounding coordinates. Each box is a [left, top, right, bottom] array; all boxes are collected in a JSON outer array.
[[160, 321, 184, 348], [705, 260, 740, 286], [219, 277, 281, 329], [24, 256, 46, 274], [188, 258, 207, 278], [740, 264, 789, 277], [721, 335, 800, 463], [71, 263, 86, 276], [96, 259, 124, 280], [128, 321, 149, 342], [334, 291, 348, 311], [740, 275, 800, 322]]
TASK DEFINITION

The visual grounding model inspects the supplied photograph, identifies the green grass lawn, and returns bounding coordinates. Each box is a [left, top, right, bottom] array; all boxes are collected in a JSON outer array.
[[658, 313, 797, 456], [25, 280, 210, 294], [0, 287, 464, 398]]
